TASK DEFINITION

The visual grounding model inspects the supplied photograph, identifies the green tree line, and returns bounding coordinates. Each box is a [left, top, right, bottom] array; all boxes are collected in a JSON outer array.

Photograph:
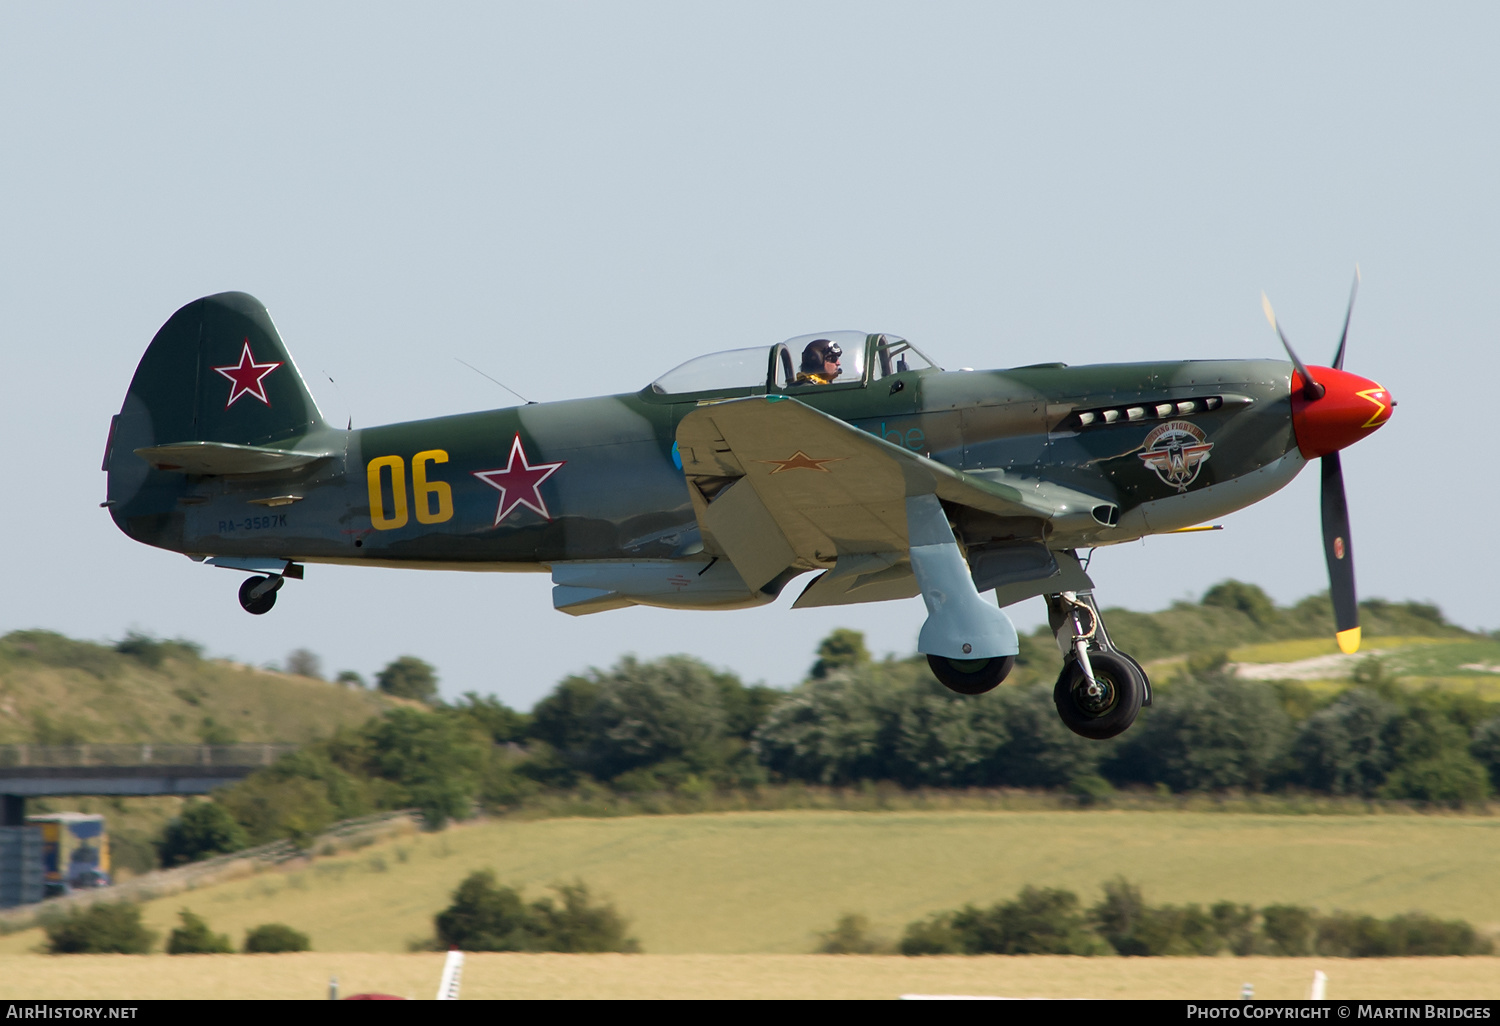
[[145, 583, 1500, 865], [889, 878, 1492, 957]]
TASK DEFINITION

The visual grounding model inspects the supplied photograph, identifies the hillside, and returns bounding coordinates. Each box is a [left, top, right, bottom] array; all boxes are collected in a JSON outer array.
[[0, 585, 1491, 749], [0, 631, 404, 745]]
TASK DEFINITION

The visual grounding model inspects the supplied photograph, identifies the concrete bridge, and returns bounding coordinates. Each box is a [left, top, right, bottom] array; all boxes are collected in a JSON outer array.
[[0, 744, 298, 825]]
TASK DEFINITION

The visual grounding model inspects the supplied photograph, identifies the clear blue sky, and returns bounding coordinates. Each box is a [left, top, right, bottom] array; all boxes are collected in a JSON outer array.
[[2, 3, 1492, 708]]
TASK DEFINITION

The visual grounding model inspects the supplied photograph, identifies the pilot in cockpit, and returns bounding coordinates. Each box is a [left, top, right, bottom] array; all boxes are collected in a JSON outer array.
[[793, 339, 842, 386]]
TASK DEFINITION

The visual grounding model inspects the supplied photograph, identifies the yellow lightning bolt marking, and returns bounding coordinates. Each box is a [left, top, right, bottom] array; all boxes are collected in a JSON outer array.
[[1356, 386, 1390, 429]]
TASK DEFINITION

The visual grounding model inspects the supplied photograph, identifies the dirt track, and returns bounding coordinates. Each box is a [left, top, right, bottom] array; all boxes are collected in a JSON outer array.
[[0, 953, 1496, 1000]]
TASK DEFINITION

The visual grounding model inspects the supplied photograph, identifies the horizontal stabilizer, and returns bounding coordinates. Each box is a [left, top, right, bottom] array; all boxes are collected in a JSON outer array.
[[134, 441, 332, 475]]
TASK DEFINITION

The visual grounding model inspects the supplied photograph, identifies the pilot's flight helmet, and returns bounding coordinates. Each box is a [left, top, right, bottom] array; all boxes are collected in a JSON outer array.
[[800, 338, 843, 373]]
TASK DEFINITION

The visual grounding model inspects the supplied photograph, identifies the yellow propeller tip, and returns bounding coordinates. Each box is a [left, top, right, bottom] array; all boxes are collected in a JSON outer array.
[[1336, 627, 1361, 655], [1260, 293, 1277, 330]]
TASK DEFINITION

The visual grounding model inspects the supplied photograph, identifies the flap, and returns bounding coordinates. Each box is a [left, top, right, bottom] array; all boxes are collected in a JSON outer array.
[[135, 441, 333, 475], [677, 396, 1047, 570], [792, 552, 920, 608], [675, 395, 1113, 603]]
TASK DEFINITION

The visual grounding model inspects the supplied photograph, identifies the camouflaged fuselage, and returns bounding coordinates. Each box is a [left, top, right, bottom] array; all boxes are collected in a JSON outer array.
[[110, 357, 1301, 569]]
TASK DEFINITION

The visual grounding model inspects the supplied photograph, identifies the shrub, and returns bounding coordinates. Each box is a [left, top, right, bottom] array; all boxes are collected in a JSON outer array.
[[1382, 912, 1492, 956], [990, 684, 1101, 789], [902, 887, 1101, 956], [434, 870, 638, 952], [115, 631, 202, 669], [531, 656, 742, 782], [45, 902, 156, 954], [1202, 581, 1277, 626], [1313, 911, 1395, 958], [243, 923, 310, 953], [529, 881, 640, 953], [285, 648, 322, 679], [900, 913, 963, 955], [108, 829, 160, 875], [450, 692, 530, 744], [1210, 901, 1259, 956], [816, 913, 892, 954], [1380, 703, 1490, 804], [1108, 677, 1291, 792], [752, 673, 892, 785], [1260, 904, 1316, 956], [376, 656, 439, 704], [810, 629, 871, 679], [903, 882, 1493, 959], [157, 801, 249, 867], [1381, 751, 1491, 805], [1290, 688, 1399, 795], [167, 909, 232, 954], [885, 682, 1010, 788], [1471, 715, 1500, 791], [1089, 877, 1151, 955], [434, 870, 536, 951], [951, 886, 1102, 955], [363, 708, 483, 828]]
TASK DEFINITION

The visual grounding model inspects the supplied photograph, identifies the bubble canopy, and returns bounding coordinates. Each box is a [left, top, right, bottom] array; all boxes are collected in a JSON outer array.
[[649, 331, 936, 395]]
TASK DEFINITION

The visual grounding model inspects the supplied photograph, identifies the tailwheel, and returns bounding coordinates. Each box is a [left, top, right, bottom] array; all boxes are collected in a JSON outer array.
[[1053, 650, 1144, 739], [238, 575, 282, 615], [927, 654, 1016, 695]]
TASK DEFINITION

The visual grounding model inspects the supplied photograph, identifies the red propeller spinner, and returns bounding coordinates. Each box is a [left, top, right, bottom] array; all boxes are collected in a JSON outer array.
[[1290, 366, 1395, 459]]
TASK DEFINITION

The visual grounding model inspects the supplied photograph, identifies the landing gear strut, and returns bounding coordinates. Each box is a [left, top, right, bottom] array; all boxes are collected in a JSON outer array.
[[1045, 590, 1151, 739]]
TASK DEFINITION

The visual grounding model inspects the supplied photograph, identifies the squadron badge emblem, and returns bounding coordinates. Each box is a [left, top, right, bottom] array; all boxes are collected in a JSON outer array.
[[1137, 420, 1214, 492]]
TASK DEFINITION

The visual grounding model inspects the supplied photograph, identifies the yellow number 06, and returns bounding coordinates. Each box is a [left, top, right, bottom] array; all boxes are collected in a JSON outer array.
[[367, 450, 454, 530]]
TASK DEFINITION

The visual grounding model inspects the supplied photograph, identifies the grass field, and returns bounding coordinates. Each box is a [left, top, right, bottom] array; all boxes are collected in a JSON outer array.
[[1, 952, 1497, 1000], [5, 810, 1500, 958]]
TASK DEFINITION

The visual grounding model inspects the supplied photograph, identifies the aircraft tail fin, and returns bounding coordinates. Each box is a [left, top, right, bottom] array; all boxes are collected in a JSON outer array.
[[104, 293, 330, 541], [113, 292, 326, 452]]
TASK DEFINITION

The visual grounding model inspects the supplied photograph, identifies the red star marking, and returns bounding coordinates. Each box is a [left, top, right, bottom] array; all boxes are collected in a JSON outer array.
[[472, 434, 566, 525], [213, 339, 283, 408], [752, 450, 849, 473]]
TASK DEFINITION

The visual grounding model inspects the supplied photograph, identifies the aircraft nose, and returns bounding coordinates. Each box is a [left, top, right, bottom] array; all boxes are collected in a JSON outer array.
[[1290, 366, 1395, 459]]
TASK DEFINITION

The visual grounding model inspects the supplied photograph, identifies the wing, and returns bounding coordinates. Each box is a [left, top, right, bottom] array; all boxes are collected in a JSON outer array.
[[675, 395, 1100, 606]]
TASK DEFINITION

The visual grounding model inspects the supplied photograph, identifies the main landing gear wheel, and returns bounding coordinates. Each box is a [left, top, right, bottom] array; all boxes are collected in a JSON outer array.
[[927, 654, 1016, 695], [238, 575, 281, 615], [1053, 650, 1144, 740]]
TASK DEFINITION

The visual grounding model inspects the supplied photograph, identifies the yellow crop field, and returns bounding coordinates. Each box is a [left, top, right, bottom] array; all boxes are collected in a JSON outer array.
[[0, 952, 1496, 1000], [1228, 636, 1452, 665], [4, 810, 1500, 959]]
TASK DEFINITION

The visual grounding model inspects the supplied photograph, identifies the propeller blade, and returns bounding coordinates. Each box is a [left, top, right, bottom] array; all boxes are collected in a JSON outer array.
[[1261, 292, 1326, 400], [1320, 451, 1360, 653], [1330, 266, 1361, 371]]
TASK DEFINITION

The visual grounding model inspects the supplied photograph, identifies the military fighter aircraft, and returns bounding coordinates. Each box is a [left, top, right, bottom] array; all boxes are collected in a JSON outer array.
[[102, 280, 1392, 739]]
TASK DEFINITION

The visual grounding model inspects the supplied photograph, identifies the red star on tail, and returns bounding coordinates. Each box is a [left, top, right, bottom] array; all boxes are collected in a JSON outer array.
[[213, 339, 283, 408], [472, 435, 566, 525]]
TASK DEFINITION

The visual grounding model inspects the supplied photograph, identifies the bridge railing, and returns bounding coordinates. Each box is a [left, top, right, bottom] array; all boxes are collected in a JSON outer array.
[[0, 744, 299, 769]]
